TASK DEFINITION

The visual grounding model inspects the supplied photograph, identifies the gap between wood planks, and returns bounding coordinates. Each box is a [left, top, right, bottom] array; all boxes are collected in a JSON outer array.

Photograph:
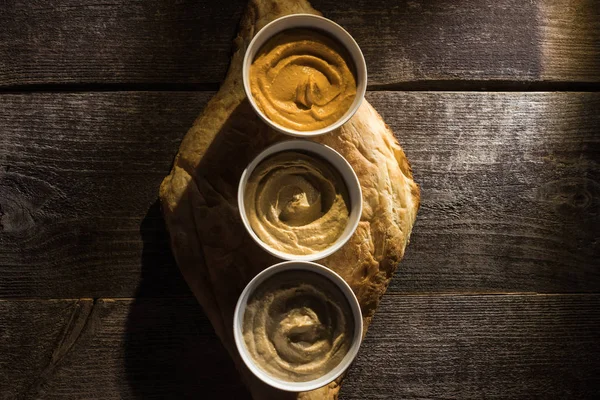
[[0, 81, 599, 93], [1, 293, 600, 301], [16, 298, 98, 400]]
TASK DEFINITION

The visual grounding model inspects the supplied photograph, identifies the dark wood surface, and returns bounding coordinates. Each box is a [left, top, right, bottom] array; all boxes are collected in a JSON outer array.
[[1, 0, 599, 88], [1, 295, 598, 399], [1, 92, 598, 297], [1, 0, 599, 398]]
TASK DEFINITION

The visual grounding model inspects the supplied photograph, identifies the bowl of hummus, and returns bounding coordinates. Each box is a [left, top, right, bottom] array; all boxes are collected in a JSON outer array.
[[243, 14, 367, 136], [233, 260, 363, 391], [238, 140, 362, 261]]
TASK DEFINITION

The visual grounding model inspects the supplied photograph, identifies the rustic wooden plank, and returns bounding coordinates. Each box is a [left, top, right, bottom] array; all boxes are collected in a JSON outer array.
[[319, 0, 600, 85], [0, 0, 245, 87], [0, 92, 598, 298], [0, 298, 249, 399], [1, 295, 598, 398], [378, 91, 600, 293], [0, 0, 598, 87], [0, 92, 215, 298], [540, 0, 600, 82], [340, 294, 600, 399], [0, 299, 94, 398]]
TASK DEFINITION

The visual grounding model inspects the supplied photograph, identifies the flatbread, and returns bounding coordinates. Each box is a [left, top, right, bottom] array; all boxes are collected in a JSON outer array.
[[159, 0, 420, 398]]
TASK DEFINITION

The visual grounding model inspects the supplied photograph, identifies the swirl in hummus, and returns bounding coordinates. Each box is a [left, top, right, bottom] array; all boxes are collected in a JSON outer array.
[[244, 151, 350, 255], [243, 270, 354, 382], [250, 28, 357, 131]]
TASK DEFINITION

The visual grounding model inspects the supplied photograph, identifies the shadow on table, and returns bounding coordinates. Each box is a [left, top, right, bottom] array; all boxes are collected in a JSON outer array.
[[122, 88, 303, 399], [122, 200, 251, 399]]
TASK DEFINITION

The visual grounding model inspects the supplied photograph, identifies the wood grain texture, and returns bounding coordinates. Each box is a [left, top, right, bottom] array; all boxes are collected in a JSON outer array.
[[0, 298, 249, 399], [0, 299, 94, 399], [1, 92, 598, 298], [1, 295, 598, 399], [0, 0, 246, 87], [379, 91, 600, 293], [340, 294, 600, 399], [0, 0, 598, 87], [0, 93, 214, 298], [541, 0, 600, 81]]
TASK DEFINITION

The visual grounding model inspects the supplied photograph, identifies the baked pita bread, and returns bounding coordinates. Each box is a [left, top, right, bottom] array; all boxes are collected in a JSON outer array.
[[159, 0, 420, 398]]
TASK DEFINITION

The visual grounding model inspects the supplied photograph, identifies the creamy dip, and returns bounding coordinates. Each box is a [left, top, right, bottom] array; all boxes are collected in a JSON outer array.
[[250, 28, 357, 131], [243, 270, 354, 382], [244, 151, 350, 255]]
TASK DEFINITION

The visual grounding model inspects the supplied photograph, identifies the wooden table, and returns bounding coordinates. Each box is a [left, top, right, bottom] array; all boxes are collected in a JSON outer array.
[[1, 0, 599, 398]]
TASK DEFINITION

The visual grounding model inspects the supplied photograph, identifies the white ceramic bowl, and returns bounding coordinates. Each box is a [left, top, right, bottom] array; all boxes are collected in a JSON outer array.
[[238, 140, 362, 262], [233, 260, 363, 392], [242, 14, 367, 137]]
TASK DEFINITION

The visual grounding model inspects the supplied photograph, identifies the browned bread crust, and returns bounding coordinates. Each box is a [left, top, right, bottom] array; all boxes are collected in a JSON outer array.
[[159, 1, 420, 398]]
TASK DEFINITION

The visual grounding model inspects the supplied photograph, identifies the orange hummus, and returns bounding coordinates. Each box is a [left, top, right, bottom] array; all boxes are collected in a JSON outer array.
[[250, 29, 357, 131]]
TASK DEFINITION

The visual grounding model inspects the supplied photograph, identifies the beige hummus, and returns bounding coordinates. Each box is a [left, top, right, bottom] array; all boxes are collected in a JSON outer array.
[[243, 270, 354, 382], [250, 28, 357, 131], [244, 151, 350, 255]]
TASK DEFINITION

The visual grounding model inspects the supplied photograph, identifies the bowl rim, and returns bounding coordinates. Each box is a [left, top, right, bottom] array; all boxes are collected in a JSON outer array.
[[242, 13, 367, 137], [237, 139, 363, 262], [233, 260, 364, 392]]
